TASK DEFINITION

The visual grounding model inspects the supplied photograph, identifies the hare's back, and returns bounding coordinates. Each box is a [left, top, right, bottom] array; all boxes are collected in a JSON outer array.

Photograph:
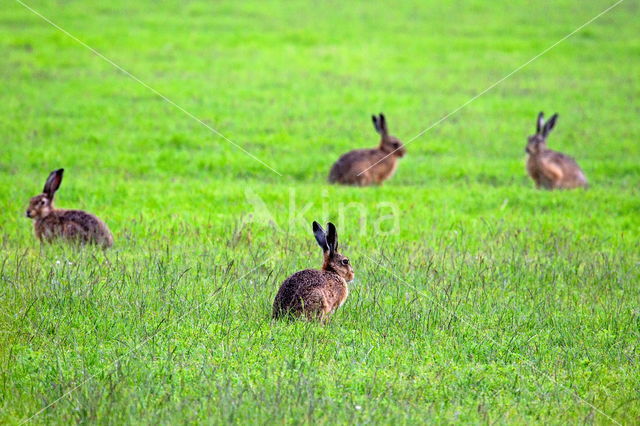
[[60, 209, 104, 230], [329, 148, 385, 182], [273, 269, 328, 317], [60, 210, 113, 245], [543, 150, 577, 167], [544, 151, 586, 177], [335, 148, 384, 168], [276, 269, 326, 296]]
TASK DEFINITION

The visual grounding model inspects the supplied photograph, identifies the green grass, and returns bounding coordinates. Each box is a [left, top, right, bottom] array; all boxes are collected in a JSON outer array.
[[1, 0, 639, 423]]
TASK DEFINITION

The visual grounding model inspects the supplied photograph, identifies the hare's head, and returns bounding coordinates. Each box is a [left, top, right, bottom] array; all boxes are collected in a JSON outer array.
[[373, 113, 406, 157], [26, 169, 63, 219], [526, 112, 558, 155], [313, 221, 354, 282]]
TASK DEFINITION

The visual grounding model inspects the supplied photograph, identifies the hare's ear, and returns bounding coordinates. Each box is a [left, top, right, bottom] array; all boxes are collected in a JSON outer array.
[[378, 113, 388, 135], [372, 115, 382, 134], [43, 168, 64, 199], [542, 113, 558, 137], [326, 222, 338, 255], [536, 112, 545, 134], [313, 221, 329, 252]]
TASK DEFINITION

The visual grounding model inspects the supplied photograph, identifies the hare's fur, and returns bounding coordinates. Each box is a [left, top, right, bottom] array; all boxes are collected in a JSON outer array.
[[526, 112, 588, 190], [273, 222, 354, 321], [329, 113, 406, 186], [26, 169, 114, 247], [526, 151, 588, 190], [273, 269, 349, 321]]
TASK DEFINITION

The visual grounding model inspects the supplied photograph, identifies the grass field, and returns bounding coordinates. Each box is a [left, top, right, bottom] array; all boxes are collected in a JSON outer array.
[[1, 0, 639, 423]]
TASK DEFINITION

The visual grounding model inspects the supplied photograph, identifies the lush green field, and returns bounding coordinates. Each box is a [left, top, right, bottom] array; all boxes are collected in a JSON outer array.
[[1, 0, 639, 423]]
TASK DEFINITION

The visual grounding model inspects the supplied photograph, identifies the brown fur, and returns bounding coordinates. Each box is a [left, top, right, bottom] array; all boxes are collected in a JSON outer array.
[[525, 112, 588, 190], [273, 222, 354, 322], [329, 113, 406, 186], [26, 169, 114, 248]]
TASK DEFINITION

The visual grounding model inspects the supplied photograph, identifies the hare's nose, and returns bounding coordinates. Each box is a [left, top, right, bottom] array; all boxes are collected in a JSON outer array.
[[25, 210, 31, 218]]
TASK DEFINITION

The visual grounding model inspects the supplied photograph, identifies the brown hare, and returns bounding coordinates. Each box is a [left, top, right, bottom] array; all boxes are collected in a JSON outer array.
[[273, 221, 354, 321], [26, 169, 114, 247], [329, 113, 406, 186], [526, 112, 588, 190]]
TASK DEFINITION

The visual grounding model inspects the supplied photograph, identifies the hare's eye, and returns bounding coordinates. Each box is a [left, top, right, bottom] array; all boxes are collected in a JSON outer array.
[[341, 258, 349, 266]]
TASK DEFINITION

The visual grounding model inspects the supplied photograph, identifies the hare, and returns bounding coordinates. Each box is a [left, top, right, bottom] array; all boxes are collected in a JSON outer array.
[[26, 169, 114, 247], [526, 112, 588, 190], [273, 221, 354, 321], [329, 113, 406, 186]]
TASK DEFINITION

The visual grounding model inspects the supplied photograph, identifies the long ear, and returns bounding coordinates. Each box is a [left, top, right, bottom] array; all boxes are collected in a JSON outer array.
[[326, 222, 338, 255], [43, 168, 64, 199], [542, 113, 558, 137], [536, 112, 545, 134], [379, 113, 388, 135], [372, 115, 382, 134], [313, 221, 329, 253]]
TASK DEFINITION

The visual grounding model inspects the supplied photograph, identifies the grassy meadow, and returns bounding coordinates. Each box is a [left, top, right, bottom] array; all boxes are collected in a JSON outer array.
[[1, 0, 639, 423]]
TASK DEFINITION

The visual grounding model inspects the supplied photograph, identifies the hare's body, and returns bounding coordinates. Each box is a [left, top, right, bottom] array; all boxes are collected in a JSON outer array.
[[525, 112, 588, 190], [34, 209, 113, 247], [527, 150, 588, 190], [272, 269, 348, 320], [329, 148, 399, 186], [329, 114, 405, 186], [26, 169, 113, 248], [273, 222, 354, 321]]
